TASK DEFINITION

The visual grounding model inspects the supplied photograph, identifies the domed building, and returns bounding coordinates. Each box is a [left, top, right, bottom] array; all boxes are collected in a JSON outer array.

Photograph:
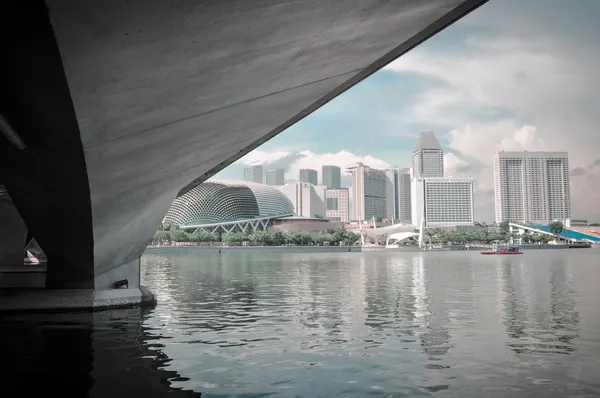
[[163, 180, 294, 231]]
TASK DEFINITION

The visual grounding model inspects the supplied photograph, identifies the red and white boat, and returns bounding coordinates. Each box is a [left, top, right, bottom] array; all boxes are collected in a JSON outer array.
[[481, 247, 523, 255]]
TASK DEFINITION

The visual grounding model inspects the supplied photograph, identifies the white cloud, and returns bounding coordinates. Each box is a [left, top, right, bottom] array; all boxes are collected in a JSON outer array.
[[383, 22, 600, 221], [236, 149, 291, 166], [285, 150, 390, 181], [219, 148, 390, 186], [443, 152, 469, 176]]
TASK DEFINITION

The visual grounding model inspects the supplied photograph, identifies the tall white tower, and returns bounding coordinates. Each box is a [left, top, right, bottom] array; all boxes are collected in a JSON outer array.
[[348, 162, 387, 222], [493, 151, 571, 224], [412, 131, 444, 178]]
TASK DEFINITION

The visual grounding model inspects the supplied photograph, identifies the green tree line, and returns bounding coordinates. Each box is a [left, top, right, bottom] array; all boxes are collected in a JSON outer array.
[[152, 223, 361, 246], [428, 228, 553, 245]]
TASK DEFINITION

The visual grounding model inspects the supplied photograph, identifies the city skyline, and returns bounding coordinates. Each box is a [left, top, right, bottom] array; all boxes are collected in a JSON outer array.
[[213, 0, 600, 222]]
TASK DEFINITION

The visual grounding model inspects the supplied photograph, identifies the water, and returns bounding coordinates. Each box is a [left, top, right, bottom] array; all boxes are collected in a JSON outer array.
[[2, 250, 600, 397]]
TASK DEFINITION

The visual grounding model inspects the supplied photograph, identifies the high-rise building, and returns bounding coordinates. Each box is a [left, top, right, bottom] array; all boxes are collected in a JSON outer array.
[[266, 169, 285, 186], [299, 168, 318, 185], [278, 182, 326, 218], [243, 165, 263, 184], [325, 188, 349, 222], [322, 165, 341, 189], [348, 162, 387, 222], [412, 177, 474, 227], [493, 151, 571, 224], [384, 169, 398, 221], [396, 168, 412, 224], [412, 131, 444, 178]]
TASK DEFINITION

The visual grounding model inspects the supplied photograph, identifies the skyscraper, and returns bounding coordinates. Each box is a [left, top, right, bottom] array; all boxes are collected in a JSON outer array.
[[278, 182, 326, 218], [325, 188, 349, 222], [299, 168, 318, 185], [243, 165, 263, 183], [266, 169, 285, 186], [412, 131, 444, 178], [396, 168, 412, 224], [322, 165, 341, 189], [412, 177, 474, 227], [384, 168, 398, 220], [493, 151, 571, 224], [348, 162, 387, 222]]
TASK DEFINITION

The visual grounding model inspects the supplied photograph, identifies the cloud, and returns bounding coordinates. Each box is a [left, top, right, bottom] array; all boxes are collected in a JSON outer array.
[[216, 148, 390, 186], [285, 150, 390, 182], [571, 167, 587, 177], [382, 8, 600, 221], [443, 153, 470, 176], [236, 150, 292, 166]]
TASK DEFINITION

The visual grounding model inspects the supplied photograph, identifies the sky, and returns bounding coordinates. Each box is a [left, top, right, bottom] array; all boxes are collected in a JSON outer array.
[[213, 0, 600, 223]]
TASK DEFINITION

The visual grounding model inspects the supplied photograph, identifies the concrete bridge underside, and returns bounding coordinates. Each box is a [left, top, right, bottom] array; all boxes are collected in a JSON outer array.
[[0, 0, 487, 297]]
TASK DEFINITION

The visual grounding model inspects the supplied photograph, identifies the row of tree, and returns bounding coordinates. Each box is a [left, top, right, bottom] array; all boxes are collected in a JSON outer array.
[[427, 228, 553, 245], [152, 224, 361, 246]]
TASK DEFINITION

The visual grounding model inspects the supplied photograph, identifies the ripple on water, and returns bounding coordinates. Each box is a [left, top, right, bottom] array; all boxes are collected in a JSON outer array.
[[136, 251, 600, 396]]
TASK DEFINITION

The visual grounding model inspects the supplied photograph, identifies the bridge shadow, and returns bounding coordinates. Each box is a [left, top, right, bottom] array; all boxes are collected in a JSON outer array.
[[0, 308, 202, 397]]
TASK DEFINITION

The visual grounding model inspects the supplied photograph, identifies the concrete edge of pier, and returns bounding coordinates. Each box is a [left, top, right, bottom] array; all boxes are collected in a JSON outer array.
[[0, 286, 156, 313]]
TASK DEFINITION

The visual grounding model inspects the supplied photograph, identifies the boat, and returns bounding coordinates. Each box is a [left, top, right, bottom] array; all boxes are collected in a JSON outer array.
[[481, 246, 523, 255]]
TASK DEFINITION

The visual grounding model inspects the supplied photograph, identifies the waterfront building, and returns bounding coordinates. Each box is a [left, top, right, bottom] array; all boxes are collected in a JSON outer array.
[[278, 182, 326, 218], [493, 151, 571, 224], [412, 177, 474, 227], [412, 131, 444, 178], [299, 168, 318, 185], [325, 188, 350, 222], [396, 168, 412, 224], [266, 169, 285, 186], [163, 180, 293, 232], [348, 162, 387, 222], [243, 165, 263, 184], [384, 168, 398, 221], [322, 165, 341, 189]]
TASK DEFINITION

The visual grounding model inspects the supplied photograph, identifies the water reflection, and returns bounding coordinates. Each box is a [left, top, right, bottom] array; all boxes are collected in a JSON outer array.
[[140, 251, 600, 397], [0, 308, 201, 397], [3, 250, 598, 397], [500, 256, 580, 356]]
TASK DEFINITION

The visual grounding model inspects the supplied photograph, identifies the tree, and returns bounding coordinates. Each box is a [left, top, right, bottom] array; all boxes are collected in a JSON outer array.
[[549, 221, 564, 236], [499, 220, 510, 233], [152, 230, 171, 245], [169, 228, 189, 242]]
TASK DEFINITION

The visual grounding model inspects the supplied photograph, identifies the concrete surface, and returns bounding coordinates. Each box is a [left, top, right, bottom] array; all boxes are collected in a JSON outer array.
[[0, 0, 487, 291], [0, 287, 156, 312]]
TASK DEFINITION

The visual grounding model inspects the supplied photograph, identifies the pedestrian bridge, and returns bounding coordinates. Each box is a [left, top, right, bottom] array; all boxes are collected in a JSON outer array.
[[0, 0, 487, 306]]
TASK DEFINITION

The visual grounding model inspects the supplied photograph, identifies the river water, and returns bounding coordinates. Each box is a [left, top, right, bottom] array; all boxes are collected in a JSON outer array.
[[3, 250, 600, 397]]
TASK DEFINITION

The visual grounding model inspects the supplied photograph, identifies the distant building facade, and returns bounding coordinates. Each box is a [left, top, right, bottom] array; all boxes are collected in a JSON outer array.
[[278, 182, 326, 218], [266, 169, 285, 186], [412, 177, 474, 227], [384, 168, 398, 221], [396, 168, 412, 224], [412, 131, 444, 178], [299, 168, 318, 185], [493, 151, 571, 224], [348, 162, 387, 222], [322, 165, 341, 189], [243, 165, 263, 184], [325, 188, 349, 222]]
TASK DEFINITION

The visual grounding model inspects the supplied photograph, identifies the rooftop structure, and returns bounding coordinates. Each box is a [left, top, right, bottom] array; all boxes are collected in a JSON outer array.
[[164, 180, 293, 230], [412, 131, 444, 178]]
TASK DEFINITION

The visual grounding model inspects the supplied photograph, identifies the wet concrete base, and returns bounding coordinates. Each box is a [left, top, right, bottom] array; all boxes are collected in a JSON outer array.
[[0, 286, 156, 312]]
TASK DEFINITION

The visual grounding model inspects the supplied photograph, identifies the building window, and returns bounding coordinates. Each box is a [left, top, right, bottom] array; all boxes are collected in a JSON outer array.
[[327, 197, 339, 210]]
